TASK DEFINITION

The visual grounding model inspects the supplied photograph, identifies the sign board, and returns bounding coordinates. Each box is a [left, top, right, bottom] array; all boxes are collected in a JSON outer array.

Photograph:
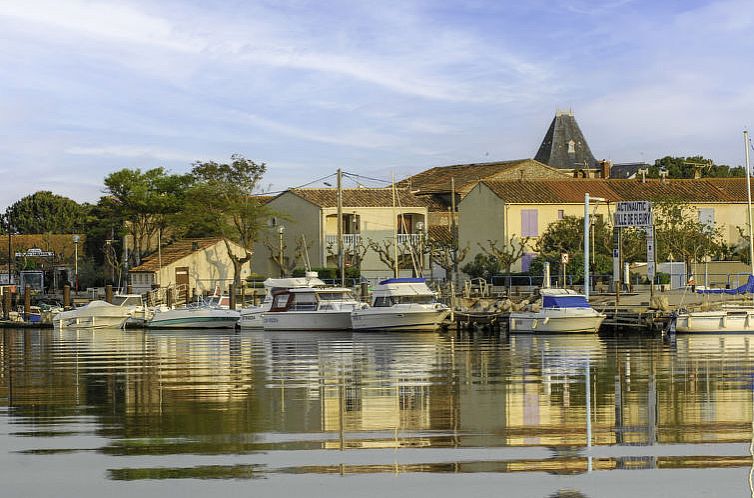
[[15, 248, 54, 258], [614, 201, 652, 228], [613, 249, 621, 283], [645, 226, 656, 281], [561, 253, 569, 264]]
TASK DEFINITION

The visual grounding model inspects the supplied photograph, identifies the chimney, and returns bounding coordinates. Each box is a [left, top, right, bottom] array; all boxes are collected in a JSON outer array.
[[600, 160, 611, 179]]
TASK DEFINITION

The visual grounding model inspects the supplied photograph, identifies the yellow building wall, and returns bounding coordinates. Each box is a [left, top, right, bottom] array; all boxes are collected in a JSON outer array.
[[155, 239, 248, 294], [458, 182, 505, 266]]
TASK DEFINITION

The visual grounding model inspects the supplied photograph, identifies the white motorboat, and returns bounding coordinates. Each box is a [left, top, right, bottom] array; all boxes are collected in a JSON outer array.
[[53, 300, 134, 329], [262, 287, 360, 331], [672, 276, 754, 333], [147, 296, 240, 329], [351, 278, 451, 331], [111, 293, 151, 326], [508, 288, 605, 333], [239, 274, 326, 330]]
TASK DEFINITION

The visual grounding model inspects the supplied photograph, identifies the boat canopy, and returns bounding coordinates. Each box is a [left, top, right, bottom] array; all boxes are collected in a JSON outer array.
[[378, 278, 426, 285], [696, 274, 754, 295], [543, 295, 591, 308]]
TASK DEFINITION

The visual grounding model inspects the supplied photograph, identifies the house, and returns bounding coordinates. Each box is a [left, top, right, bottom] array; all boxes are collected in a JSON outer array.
[[0, 233, 83, 288], [459, 178, 751, 273], [251, 188, 431, 280], [129, 237, 249, 294]]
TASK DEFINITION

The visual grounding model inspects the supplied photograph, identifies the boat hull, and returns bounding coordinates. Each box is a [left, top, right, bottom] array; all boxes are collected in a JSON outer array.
[[263, 311, 353, 331], [509, 310, 605, 333], [351, 306, 451, 331], [674, 308, 754, 333], [148, 308, 240, 329], [53, 301, 132, 330], [238, 306, 266, 330]]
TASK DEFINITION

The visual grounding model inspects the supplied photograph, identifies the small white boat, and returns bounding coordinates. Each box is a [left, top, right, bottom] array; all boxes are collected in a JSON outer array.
[[53, 300, 134, 329], [112, 294, 151, 326], [147, 296, 240, 329], [239, 274, 326, 330], [351, 278, 450, 331], [672, 276, 754, 333], [508, 288, 605, 334], [262, 287, 359, 331]]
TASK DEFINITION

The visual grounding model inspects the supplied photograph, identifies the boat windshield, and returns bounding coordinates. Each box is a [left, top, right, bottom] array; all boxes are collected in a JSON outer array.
[[374, 295, 435, 307], [317, 292, 353, 301], [112, 296, 142, 307]]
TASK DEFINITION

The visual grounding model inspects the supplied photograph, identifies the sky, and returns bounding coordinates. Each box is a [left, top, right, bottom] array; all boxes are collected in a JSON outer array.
[[1, 0, 753, 209]]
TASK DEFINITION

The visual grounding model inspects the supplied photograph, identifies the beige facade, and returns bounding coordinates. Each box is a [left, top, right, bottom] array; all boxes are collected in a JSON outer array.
[[252, 189, 430, 280], [459, 179, 751, 273], [130, 238, 249, 294]]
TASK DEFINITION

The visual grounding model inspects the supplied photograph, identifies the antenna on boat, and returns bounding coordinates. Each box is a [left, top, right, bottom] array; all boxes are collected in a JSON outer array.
[[745, 130, 754, 276]]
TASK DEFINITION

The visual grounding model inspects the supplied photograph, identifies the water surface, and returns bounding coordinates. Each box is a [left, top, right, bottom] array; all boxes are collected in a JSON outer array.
[[2, 328, 753, 497]]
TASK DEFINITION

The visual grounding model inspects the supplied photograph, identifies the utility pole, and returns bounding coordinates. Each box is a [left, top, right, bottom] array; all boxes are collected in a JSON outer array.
[[337, 168, 345, 286], [451, 177, 458, 286], [745, 131, 754, 275]]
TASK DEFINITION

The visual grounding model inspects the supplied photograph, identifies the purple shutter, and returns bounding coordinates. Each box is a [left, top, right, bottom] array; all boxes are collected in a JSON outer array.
[[522, 253, 535, 272], [521, 209, 538, 237]]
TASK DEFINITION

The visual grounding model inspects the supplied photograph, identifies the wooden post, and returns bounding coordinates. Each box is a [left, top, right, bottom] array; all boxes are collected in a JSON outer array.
[[229, 284, 236, 310], [105, 284, 113, 304], [126, 284, 133, 295], [63, 284, 71, 308], [3, 289, 10, 320], [192, 287, 197, 303], [241, 284, 246, 307], [24, 285, 31, 321], [166, 288, 173, 308]]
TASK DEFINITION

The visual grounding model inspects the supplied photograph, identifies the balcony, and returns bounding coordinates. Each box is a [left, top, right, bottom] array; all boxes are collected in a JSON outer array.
[[325, 234, 362, 247]]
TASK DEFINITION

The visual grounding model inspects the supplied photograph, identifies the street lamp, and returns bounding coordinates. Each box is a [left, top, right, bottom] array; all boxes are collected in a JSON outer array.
[[73, 235, 80, 293], [416, 221, 425, 277], [584, 194, 607, 301], [277, 226, 285, 277]]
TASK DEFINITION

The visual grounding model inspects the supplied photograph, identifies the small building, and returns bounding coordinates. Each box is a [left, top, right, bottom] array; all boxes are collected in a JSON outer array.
[[129, 237, 249, 294]]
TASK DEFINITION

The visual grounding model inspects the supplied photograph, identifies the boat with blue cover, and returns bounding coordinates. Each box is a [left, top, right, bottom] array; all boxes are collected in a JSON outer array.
[[673, 275, 754, 333], [508, 288, 605, 333]]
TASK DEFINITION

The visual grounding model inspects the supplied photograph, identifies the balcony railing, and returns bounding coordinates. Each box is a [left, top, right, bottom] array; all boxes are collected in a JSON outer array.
[[324, 233, 423, 246]]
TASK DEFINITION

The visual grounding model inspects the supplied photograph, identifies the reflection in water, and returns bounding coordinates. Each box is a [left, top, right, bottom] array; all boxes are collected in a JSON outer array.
[[1, 329, 754, 496]]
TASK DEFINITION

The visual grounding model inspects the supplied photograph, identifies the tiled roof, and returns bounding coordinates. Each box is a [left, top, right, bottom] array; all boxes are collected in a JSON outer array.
[[289, 188, 428, 208], [427, 225, 453, 243], [478, 178, 752, 204], [398, 159, 568, 195], [130, 237, 226, 272]]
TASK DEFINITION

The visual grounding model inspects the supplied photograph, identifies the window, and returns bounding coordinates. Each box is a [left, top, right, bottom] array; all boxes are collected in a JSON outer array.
[[291, 293, 317, 311], [521, 209, 539, 237], [567, 140, 576, 155], [698, 208, 715, 231], [557, 209, 564, 220]]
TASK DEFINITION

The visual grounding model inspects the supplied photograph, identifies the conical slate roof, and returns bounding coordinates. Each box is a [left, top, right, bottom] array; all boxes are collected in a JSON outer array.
[[534, 110, 596, 169]]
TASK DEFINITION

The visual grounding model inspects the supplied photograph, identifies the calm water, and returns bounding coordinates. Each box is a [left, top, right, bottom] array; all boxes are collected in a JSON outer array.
[[2, 328, 754, 497]]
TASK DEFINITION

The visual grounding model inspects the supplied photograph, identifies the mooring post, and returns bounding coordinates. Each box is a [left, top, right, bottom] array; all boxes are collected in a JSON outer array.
[[3, 288, 10, 320], [24, 285, 31, 321], [229, 284, 236, 310], [105, 284, 113, 304], [63, 284, 71, 308], [166, 287, 173, 308]]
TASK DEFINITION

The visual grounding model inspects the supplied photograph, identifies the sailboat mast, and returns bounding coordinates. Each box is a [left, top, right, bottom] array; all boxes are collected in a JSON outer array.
[[745, 131, 754, 276]]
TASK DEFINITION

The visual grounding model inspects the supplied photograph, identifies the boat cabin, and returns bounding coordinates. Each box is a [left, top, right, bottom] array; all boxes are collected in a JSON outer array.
[[269, 288, 356, 312], [371, 278, 438, 307]]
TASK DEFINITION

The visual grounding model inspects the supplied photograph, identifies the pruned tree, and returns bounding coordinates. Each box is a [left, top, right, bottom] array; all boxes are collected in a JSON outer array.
[[478, 235, 531, 276], [653, 201, 724, 268], [263, 233, 312, 276], [428, 236, 469, 281]]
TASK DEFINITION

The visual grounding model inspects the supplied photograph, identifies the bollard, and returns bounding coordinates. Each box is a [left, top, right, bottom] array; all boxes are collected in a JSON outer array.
[[127, 284, 133, 295], [105, 284, 113, 303], [241, 285, 246, 307], [24, 285, 31, 321], [3, 289, 10, 320], [229, 284, 236, 310], [360, 281, 369, 302], [63, 285, 71, 308], [166, 288, 173, 308]]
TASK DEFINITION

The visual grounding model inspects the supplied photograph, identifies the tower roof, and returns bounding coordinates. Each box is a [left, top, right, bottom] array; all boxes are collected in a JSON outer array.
[[534, 110, 596, 169]]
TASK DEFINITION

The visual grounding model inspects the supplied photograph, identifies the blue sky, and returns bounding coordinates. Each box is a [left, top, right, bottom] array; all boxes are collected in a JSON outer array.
[[1, 0, 753, 209]]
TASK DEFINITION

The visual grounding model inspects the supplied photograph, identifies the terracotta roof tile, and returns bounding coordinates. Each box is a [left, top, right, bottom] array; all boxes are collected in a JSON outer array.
[[398, 159, 569, 195], [290, 188, 428, 208], [477, 178, 752, 204], [130, 237, 226, 272]]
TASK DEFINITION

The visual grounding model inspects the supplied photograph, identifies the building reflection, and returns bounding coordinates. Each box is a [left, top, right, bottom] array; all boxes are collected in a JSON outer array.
[[1, 329, 754, 476]]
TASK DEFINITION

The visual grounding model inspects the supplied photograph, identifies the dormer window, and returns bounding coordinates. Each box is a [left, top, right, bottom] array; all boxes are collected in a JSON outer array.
[[567, 140, 576, 155]]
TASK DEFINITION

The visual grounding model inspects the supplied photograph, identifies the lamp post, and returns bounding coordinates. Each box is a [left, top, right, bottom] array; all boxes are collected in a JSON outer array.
[[416, 221, 425, 277], [277, 226, 285, 277], [73, 235, 80, 293], [584, 194, 607, 301], [6, 214, 11, 285]]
